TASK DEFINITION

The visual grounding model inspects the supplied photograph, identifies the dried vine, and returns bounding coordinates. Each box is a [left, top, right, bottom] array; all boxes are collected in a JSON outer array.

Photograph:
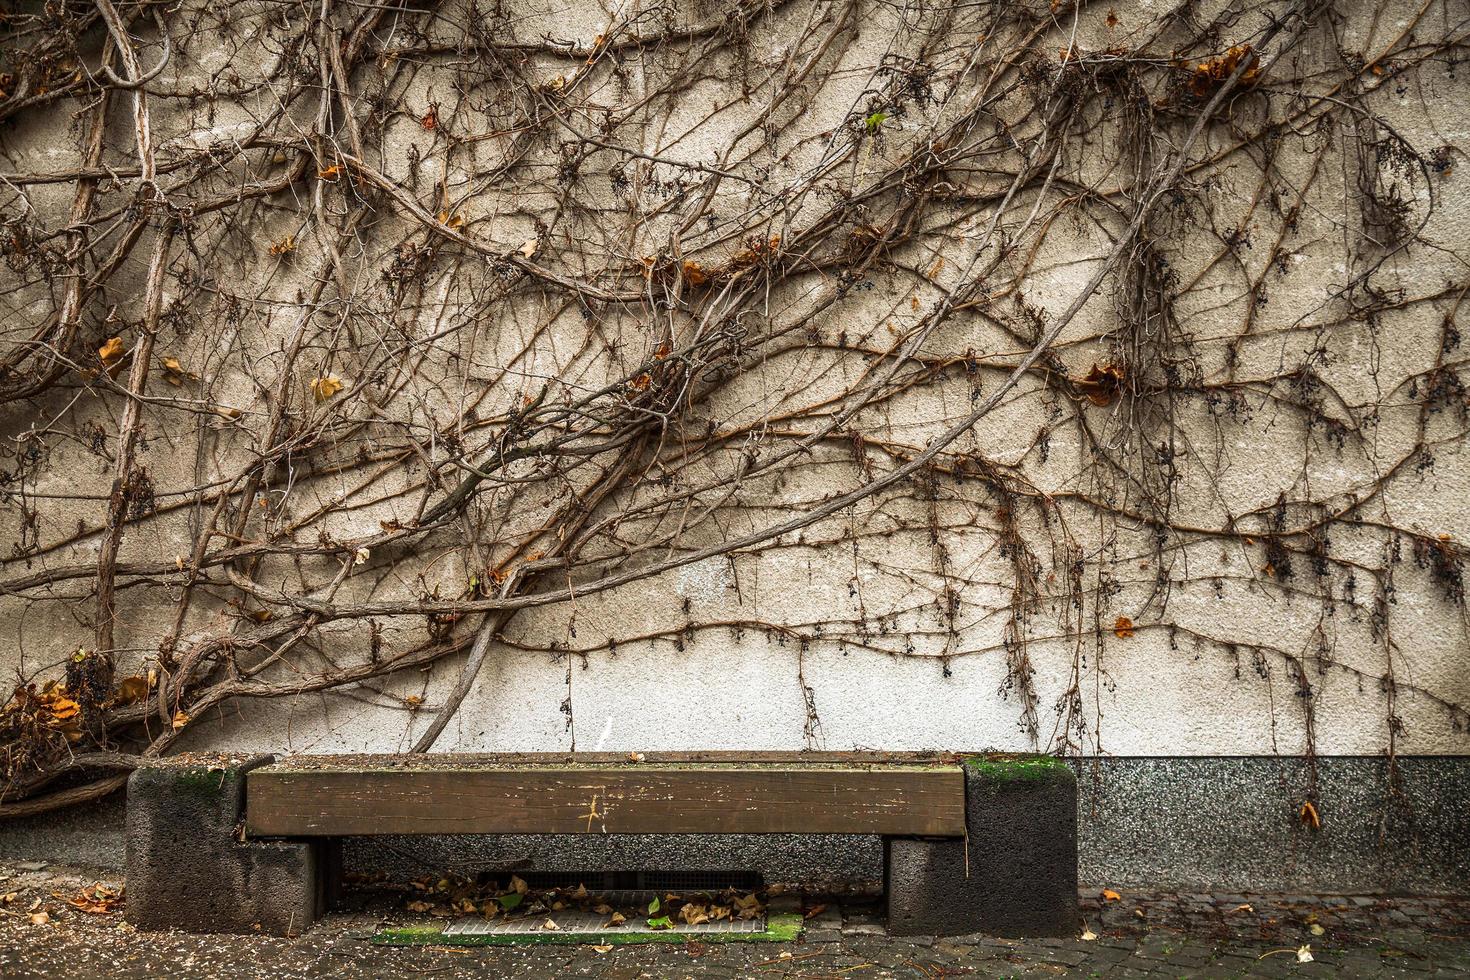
[[0, 0, 1467, 817]]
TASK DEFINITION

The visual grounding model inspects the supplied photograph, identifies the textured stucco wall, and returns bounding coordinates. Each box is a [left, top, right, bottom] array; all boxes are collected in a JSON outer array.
[[0, 0, 1467, 781]]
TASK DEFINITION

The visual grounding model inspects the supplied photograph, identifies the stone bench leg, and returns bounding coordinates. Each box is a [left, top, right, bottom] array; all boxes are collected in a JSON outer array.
[[886, 756, 1078, 937], [125, 754, 322, 935]]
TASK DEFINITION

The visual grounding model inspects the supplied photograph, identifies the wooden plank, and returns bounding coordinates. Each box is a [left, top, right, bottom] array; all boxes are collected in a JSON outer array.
[[258, 751, 964, 768], [245, 763, 966, 837]]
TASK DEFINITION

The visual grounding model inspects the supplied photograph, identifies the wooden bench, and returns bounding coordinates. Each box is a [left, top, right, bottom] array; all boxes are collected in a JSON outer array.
[[124, 751, 1077, 938]]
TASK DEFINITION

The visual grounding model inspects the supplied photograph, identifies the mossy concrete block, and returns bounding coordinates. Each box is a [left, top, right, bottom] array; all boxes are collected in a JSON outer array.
[[125, 753, 321, 936], [886, 755, 1078, 937]]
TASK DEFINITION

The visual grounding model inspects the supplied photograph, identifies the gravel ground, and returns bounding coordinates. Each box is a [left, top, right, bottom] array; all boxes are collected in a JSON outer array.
[[2, 861, 1467, 978]]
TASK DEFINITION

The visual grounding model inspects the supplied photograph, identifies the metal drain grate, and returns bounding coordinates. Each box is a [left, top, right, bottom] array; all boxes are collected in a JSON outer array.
[[444, 908, 766, 937], [515, 870, 761, 892], [637, 869, 762, 892]]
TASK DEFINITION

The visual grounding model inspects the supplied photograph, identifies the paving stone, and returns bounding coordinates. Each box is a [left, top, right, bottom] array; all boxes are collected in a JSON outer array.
[[6, 874, 1470, 978]]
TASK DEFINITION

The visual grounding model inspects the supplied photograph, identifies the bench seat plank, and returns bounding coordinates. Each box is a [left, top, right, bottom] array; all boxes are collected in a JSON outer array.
[[245, 758, 966, 837]]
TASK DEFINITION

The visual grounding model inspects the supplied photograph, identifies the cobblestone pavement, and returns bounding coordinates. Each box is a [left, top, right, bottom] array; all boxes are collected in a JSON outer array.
[[1, 862, 1467, 978]]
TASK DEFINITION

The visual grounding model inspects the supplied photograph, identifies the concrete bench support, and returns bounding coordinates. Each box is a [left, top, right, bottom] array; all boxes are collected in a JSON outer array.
[[124, 754, 322, 936], [885, 756, 1078, 937]]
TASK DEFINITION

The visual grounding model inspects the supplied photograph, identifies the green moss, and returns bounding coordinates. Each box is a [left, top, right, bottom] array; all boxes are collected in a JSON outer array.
[[371, 912, 804, 947], [167, 767, 234, 795], [961, 754, 1070, 782]]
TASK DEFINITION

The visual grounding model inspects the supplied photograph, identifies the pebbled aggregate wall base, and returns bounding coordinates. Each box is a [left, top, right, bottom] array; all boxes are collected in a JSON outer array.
[[8, 756, 1465, 896]]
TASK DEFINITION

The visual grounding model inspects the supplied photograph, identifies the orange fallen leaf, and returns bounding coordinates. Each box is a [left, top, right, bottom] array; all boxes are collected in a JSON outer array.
[[1186, 44, 1262, 99], [1113, 617, 1135, 639], [68, 884, 123, 914], [1300, 800, 1321, 830], [310, 375, 344, 402], [98, 336, 127, 371], [681, 260, 708, 285], [111, 675, 149, 706], [160, 356, 197, 386], [1101, 889, 1122, 902]]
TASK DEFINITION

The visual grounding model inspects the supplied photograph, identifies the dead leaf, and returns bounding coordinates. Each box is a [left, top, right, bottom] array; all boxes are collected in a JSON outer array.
[[1297, 944, 1314, 963], [1112, 617, 1135, 639], [680, 903, 710, 926], [1073, 362, 1126, 407], [1309, 923, 1325, 936], [436, 210, 465, 230], [1080, 926, 1098, 940], [112, 675, 149, 706], [310, 376, 344, 402], [681, 260, 708, 286], [627, 752, 645, 763], [591, 944, 613, 953], [605, 911, 626, 927], [46, 696, 80, 722], [1229, 903, 1254, 914], [803, 903, 828, 919], [510, 875, 528, 895], [1101, 889, 1122, 902], [518, 239, 538, 259], [268, 235, 296, 256], [422, 108, 438, 130], [98, 336, 127, 372], [405, 899, 433, 912], [159, 356, 199, 386], [542, 918, 559, 931], [1187, 44, 1263, 99], [318, 164, 342, 181], [28, 911, 50, 926], [1300, 800, 1321, 830], [171, 710, 190, 730], [68, 884, 123, 914], [733, 892, 764, 919]]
